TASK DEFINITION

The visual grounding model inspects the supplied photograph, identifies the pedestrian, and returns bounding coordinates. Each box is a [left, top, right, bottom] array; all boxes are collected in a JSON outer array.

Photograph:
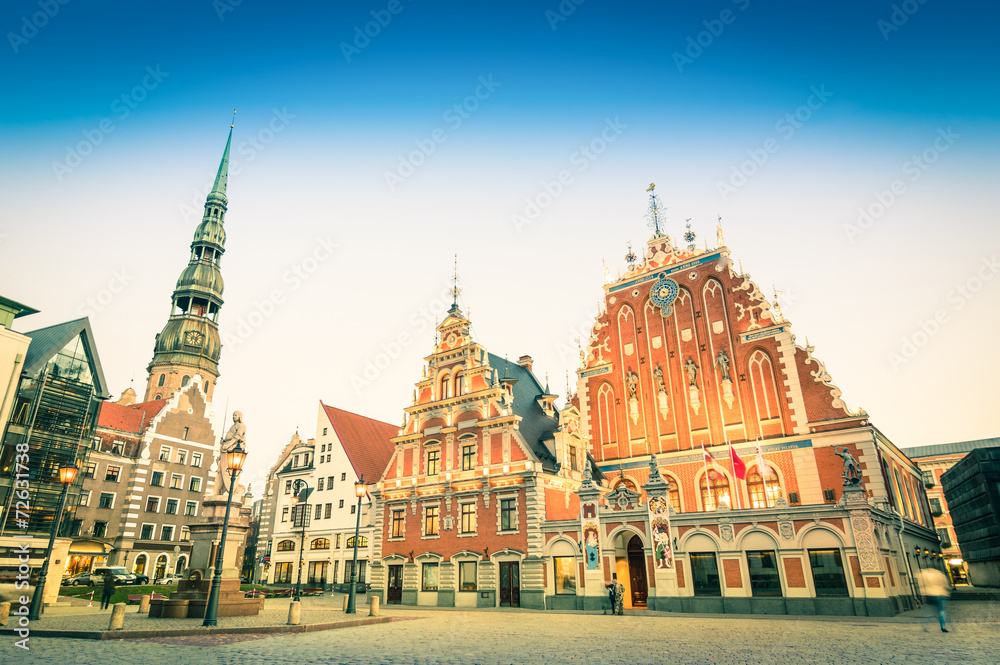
[[100, 571, 116, 610], [605, 574, 624, 616], [918, 567, 950, 632]]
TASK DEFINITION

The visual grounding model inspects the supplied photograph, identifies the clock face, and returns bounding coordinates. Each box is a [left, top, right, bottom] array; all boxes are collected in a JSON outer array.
[[650, 275, 679, 315], [186, 331, 203, 345], [446, 332, 459, 348]]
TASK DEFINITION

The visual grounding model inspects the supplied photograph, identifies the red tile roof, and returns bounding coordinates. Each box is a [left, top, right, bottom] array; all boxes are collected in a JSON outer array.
[[97, 399, 168, 434], [320, 401, 398, 484]]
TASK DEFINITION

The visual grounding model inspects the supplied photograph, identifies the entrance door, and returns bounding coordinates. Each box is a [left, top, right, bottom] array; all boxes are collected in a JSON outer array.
[[499, 561, 520, 607], [627, 535, 648, 607], [387, 565, 403, 604]]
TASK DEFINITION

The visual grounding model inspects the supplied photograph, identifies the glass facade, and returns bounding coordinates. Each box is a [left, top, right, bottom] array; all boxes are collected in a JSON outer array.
[[690, 552, 721, 596], [808, 549, 849, 596], [746, 550, 782, 596]]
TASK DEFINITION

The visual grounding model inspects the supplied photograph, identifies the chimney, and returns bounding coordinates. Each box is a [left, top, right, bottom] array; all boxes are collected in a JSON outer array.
[[517, 355, 533, 372]]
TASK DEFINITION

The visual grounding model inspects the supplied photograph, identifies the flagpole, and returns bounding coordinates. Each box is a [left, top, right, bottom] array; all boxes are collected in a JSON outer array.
[[728, 438, 742, 510], [701, 443, 710, 510]]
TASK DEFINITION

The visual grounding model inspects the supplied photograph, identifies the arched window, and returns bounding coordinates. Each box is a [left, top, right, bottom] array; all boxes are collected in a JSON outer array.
[[277, 540, 296, 552], [133, 554, 147, 576], [175, 556, 187, 575], [614, 478, 638, 493], [311, 538, 330, 550], [665, 477, 682, 513], [440, 376, 451, 400], [157, 374, 165, 387], [182, 375, 190, 387], [746, 468, 782, 508], [700, 470, 731, 511], [154, 394, 162, 400], [346, 536, 369, 548], [454, 371, 465, 396], [748, 350, 780, 421], [596, 384, 616, 446], [154, 554, 168, 580], [205, 381, 210, 392]]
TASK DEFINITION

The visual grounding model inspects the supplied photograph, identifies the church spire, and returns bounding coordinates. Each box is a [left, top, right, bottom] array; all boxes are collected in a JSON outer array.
[[209, 111, 234, 203]]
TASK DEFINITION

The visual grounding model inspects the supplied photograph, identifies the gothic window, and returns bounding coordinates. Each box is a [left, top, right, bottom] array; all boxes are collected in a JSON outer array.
[[747, 469, 782, 508], [700, 470, 731, 511], [596, 383, 616, 446], [157, 374, 165, 387], [748, 350, 780, 422]]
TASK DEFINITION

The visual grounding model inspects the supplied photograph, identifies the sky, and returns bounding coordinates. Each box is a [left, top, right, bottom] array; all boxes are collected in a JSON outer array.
[[2, 0, 998, 492]]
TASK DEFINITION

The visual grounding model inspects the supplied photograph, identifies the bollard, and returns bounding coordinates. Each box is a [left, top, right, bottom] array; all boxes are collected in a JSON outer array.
[[287, 600, 301, 625], [0, 601, 10, 626], [109, 603, 126, 630], [138, 594, 151, 613], [369, 595, 380, 617], [343, 595, 348, 612]]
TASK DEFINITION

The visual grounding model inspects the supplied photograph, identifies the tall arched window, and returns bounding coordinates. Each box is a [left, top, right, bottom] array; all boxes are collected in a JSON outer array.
[[454, 371, 465, 396], [157, 374, 165, 387], [746, 468, 781, 508], [665, 477, 682, 513], [133, 554, 147, 576], [700, 470, 731, 511], [748, 350, 780, 421], [182, 375, 190, 387], [175, 556, 187, 574], [596, 384, 616, 446], [154, 554, 168, 580], [440, 376, 451, 400]]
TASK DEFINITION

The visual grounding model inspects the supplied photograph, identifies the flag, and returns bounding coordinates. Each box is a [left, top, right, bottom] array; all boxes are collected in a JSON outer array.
[[703, 445, 715, 469], [756, 442, 768, 477], [729, 445, 747, 480]]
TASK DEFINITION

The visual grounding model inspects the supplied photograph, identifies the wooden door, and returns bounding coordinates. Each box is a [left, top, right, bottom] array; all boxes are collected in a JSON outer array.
[[387, 565, 403, 604], [499, 561, 520, 607], [627, 535, 648, 607]]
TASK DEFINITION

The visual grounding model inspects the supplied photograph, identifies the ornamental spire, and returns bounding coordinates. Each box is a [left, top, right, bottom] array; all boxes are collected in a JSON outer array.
[[645, 183, 666, 238], [448, 253, 463, 316]]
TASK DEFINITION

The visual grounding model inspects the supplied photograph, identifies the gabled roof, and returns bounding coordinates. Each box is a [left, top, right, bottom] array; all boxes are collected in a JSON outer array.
[[488, 353, 560, 472], [97, 399, 168, 435], [20, 317, 109, 398], [320, 402, 398, 484]]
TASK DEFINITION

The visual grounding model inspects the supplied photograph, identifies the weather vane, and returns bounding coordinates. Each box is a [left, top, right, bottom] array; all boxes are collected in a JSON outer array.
[[231, 108, 236, 129], [450, 254, 461, 308], [645, 183, 666, 237]]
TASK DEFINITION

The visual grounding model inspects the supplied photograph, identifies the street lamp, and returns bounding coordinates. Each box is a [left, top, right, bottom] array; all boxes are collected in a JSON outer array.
[[345, 475, 368, 614], [290, 479, 310, 602], [202, 442, 247, 626], [28, 463, 78, 620]]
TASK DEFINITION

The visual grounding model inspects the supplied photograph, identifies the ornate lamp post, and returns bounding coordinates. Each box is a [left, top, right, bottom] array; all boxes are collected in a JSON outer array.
[[202, 442, 247, 626], [28, 463, 78, 620], [345, 476, 368, 614], [290, 479, 310, 602]]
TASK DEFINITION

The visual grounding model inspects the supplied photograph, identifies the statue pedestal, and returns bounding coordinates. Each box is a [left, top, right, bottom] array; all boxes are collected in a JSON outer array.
[[161, 494, 260, 618]]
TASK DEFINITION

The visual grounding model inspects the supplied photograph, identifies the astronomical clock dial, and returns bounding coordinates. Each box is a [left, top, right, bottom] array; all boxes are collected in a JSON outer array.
[[650, 274, 680, 316]]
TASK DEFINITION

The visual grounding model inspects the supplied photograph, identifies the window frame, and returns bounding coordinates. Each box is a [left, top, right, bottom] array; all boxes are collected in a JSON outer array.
[[98, 492, 115, 509], [498, 495, 518, 533], [139, 523, 156, 541], [553, 556, 577, 595], [461, 443, 476, 471], [390, 509, 405, 539], [159, 446, 172, 462], [184, 500, 199, 517], [421, 562, 439, 591], [746, 550, 782, 597], [459, 560, 477, 591], [105, 465, 121, 482], [459, 501, 477, 535], [423, 504, 440, 538], [426, 448, 440, 476], [189, 476, 203, 492]]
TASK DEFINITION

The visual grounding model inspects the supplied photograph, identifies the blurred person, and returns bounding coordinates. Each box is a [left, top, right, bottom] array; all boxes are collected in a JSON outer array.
[[918, 567, 950, 632]]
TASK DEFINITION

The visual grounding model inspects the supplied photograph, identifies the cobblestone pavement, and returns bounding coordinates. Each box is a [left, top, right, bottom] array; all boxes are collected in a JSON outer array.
[[9, 599, 1000, 665]]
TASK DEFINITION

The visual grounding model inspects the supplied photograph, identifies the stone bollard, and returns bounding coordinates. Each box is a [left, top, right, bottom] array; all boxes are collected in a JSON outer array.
[[287, 600, 301, 626], [0, 601, 10, 626], [343, 595, 348, 612], [138, 595, 151, 613], [109, 603, 126, 630], [368, 595, 380, 617]]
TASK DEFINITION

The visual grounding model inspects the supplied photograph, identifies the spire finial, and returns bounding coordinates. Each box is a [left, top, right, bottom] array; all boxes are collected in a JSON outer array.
[[211, 117, 234, 199], [231, 108, 236, 129], [645, 183, 666, 237], [683, 218, 696, 251], [448, 253, 463, 315], [625, 241, 637, 268], [565, 369, 572, 402], [716, 215, 724, 247]]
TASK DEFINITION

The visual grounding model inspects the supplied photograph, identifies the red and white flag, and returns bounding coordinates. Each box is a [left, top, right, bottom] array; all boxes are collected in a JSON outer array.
[[756, 442, 769, 476], [729, 444, 747, 480]]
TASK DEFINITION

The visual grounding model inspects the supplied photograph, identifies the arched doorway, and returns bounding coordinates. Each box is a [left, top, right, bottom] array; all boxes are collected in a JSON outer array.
[[627, 535, 648, 608], [154, 554, 168, 581], [175, 556, 187, 575], [133, 554, 147, 576]]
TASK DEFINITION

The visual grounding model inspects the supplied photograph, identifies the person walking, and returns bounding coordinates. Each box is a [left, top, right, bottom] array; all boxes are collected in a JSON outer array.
[[918, 567, 951, 632], [605, 574, 624, 616], [100, 571, 116, 610]]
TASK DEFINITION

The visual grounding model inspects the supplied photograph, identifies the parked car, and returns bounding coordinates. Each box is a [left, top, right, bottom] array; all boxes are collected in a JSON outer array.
[[90, 567, 136, 586], [132, 574, 150, 585], [62, 572, 92, 586], [154, 574, 185, 585]]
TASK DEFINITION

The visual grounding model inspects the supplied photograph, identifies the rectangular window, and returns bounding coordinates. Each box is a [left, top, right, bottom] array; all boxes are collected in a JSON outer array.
[[159, 446, 171, 461], [391, 510, 404, 538], [460, 503, 477, 534], [936, 528, 952, 548], [191, 452, 202, 467], [176, 450, 187, 465], [98, 492, 114, 509], [344, 560, 368, 584], [339, 499, 344, 508], [185, 500, 198, 517], [746, 551, 782, 596], [462, 444, 475, 471], [284, 480, 292, 494], [181, 526, 190, 541], [922, 470, 935, 487], [425, 506, 439, 536], [341, 473, 346, 481], [929, 497, 943, 515], [105, 466, 120, 482], [426, 450, 440, 475], [328, 476, 335, 488], [690, 552, 722, 596], [165, 499, 178, 515], [422, 563, 439, 591], [84, 463, 96, 478], [78, 490, 90, 507], [317, 478, 324, 491], [182, 427, 189, 440], [281, 507, 289, 522], [350, 504, 356, 514], [111, 440, 124, 455], [315, 504, 323, 520], [151, 471, 164, 487], [189, 477, 202, 492], [140, 524, 155, 540], [500, 498, 516, 531], [161, 525, 174, 541], [93, 521, 107, 538], [274, 562, 292, 584], [145, 496, 159, 512], [170, 474, 183, 489], [569, 445, 579, 471], [459, 561, 477, 591], [335, 534, 342, 549], [808, 549, 849, 596], [323, 427, 328, 436], [325, 503, 332, 519], [68, 519, 82, 537], [554, 557, 577, 595]]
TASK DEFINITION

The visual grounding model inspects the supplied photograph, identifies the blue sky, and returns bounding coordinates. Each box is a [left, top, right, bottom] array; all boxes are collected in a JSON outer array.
[[2, 0, 998, 488]]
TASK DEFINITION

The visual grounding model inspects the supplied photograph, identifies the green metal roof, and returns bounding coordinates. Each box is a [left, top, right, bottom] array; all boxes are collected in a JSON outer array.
[[0, 295, 39, 330], [211, 127, 232, 198], [904, 437, 1000, 459]]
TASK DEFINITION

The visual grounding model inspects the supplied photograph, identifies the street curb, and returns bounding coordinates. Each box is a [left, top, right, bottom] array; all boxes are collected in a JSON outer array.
[[0, 615, 404, 641]]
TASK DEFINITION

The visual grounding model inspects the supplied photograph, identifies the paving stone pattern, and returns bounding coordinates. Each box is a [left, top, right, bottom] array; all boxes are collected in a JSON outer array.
[[12, 598, 1000, 665]]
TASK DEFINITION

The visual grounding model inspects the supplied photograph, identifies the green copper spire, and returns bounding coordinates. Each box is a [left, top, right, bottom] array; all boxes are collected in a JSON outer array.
[[210, 111, 234, 202]]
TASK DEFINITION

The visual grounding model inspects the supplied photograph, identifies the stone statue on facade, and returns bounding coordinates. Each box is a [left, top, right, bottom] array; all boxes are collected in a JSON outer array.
[[714, 348, 731, 382], [626, 371, 638, 399], [684, 358, 699, 387], [834, 446, 862, 487]]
